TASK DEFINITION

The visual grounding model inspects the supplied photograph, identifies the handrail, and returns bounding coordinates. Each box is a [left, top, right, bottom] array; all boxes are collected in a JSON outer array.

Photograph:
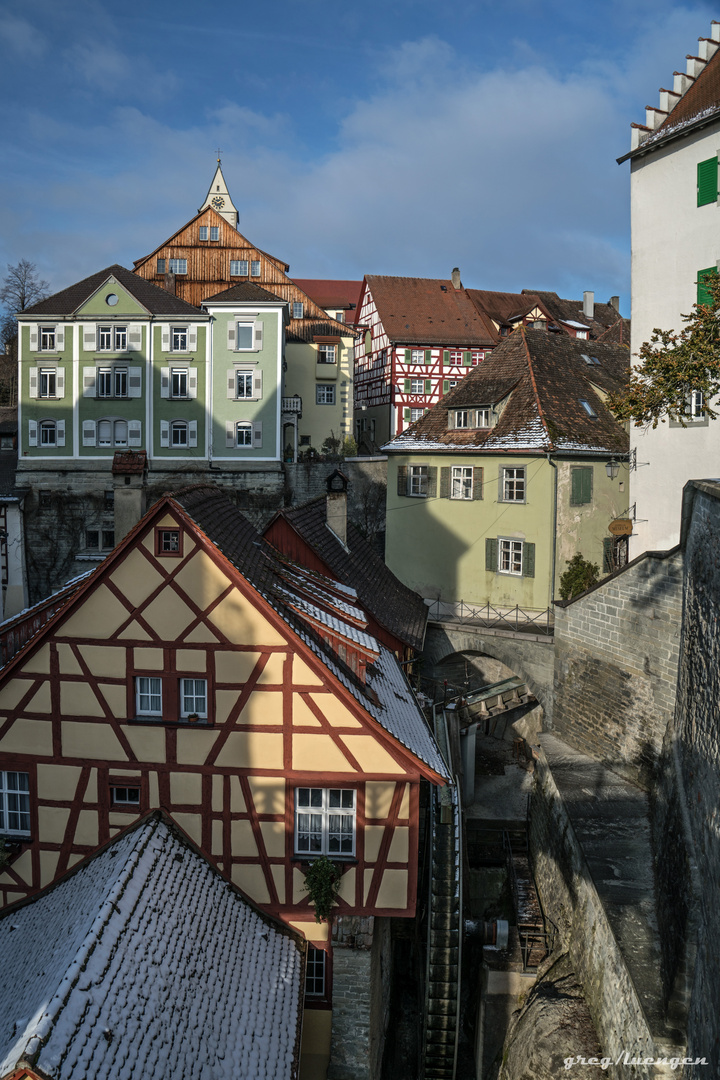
[[427, 599, 554, 635]]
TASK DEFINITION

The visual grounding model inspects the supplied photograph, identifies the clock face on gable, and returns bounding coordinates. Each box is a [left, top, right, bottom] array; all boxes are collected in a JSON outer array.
[[212, 196, 225, 209]]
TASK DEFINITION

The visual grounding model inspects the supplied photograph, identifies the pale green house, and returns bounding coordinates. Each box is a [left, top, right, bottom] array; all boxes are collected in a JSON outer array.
[[383, 328, 630, 617]]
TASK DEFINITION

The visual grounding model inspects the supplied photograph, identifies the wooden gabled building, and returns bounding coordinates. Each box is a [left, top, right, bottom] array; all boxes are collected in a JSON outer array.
[[0, 484, 447, 1078], [132, 162, 355, 453]]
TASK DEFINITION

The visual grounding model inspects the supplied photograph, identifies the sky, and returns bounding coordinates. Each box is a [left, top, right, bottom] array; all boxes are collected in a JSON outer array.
[[0, 0, 716, 314]]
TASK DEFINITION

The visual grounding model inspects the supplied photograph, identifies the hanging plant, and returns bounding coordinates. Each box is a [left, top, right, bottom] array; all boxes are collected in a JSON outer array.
[[303, 855, 342, 923]]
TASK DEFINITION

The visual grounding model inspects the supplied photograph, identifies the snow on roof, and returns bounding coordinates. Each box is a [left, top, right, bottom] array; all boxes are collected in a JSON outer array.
[[0, 816, 303, 1080], [274, 584, 380, 652], [560, 319, 591, 329]]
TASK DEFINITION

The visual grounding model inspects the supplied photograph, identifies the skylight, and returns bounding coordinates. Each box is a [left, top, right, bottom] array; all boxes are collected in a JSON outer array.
[[580, 399, 598, 418], [581, 354, 600, 365]]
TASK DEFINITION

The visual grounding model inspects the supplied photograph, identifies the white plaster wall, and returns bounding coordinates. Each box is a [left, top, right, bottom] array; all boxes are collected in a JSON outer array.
[[630, 123, 720, 554]]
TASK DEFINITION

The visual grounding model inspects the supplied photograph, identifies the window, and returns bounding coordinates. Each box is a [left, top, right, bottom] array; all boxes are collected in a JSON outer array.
[[39, 369, 56, 398], [451, 466, 473, 499], [410, 464, 428, 496], [580, 399, 598, 418], [295, 788, 356, 856], [571, 467, 593, 505], [40, 420, 56, 446], [236, 422, 253, 446], [499, 538, 524, 575], [156, 528, 181, 555], [476, 408, 492, 427], [697, 156, 718, 206], [97, 326, 127, 351], [410, 408, 425, 422], [39, 326, 55, 351], [410, 378, 424, 394], [305, 946, 327, 998], [169, 259, 187, 275], [102, 529, 115, 549], [236, 372, 253, 399], [230, 260, 248, 276], [199, 226, 208, 240], [472, 351, 484, 365], [455, 410, 470, 428], [157, 258, 166, 274], [0, 771, 30, 836], [250, 260, 261, 277], [210, 226, 219, 241], [171, 421, 188, 447], [335, 311, 345, 323], [97, 367, 128, 398], [293, 302, 304, 319], [111, 786, 141, 807], [172, 327, 188, 352], [86, 529, 100, 549], [97, 368, 112, 397], [317, 384, 335, 405], [235, 323, 255, 350], [501, 467, 526, 502], [171, 368, 188, 398], [449, 350, 463, 365], [318, 344, 336, 364], [397, 464, 437, 497], [686, 389, 705, 420], [114, 368, 128, 397], [411, 349, 425, 364], [136, 676, 162, 716], [181, 678, 207, 719], [114, 420, 128, 447], [104, 489, 114, 512], [95, 419, 133, 448]]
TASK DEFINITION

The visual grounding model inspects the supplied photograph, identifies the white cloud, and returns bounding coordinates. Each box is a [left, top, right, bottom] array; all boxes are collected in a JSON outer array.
[[0, 13, 46, 58]]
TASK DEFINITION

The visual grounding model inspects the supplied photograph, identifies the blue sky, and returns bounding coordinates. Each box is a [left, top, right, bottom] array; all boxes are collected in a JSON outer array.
[[0, 0, 716, 312]]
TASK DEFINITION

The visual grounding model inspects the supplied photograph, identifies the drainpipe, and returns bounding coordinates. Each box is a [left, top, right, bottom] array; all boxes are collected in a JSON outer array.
[[546, 453, 557, 608]]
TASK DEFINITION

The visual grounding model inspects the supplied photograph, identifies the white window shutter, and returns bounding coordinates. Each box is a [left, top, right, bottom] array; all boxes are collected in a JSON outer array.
[[227, 323, 236, 350], [227, 370, 236, 398], [83, 325, 96, 351], [82, 420, 96, 447], [161, 326, 170, 352], [28, 420, 37, 447], [160, 367, 170, 398], [226, 420, 235, 447], [55, 325, 65, 351], [188, 420, 197, 447], [254, 321, 263, 350], [56, 420, 65, 447], [128, 420, 142, 447], [128, 368, 142, 398], [253, 421, 263, 448], [188, 368, 198, 399], [83, 368, 97, 398], [56, 368, 65, 399], [128, 324, 142, 351], [29, 325, 38, 351], [188, 326, 197, 351], [29, 367, 38, 399], [160, 420, 170, 447], [253, 370, 263, 399]]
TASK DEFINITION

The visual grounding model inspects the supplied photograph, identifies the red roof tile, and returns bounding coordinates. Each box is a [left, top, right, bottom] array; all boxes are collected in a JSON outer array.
[[365, 275, 495, 347]]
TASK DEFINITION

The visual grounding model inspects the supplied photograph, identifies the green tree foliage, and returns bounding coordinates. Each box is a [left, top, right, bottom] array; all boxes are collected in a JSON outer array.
[[303, 855, 342, 922], [559, 553, 600, 601], [609, 270, 720, 427]]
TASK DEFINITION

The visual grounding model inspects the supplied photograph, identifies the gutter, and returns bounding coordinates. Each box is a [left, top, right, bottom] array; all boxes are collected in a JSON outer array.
[[547, 452, 558, 609], [617, 106, 720, 164]]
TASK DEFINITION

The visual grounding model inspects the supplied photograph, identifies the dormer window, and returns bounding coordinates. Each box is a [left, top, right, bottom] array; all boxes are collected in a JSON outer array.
[[455, 410, 471, 428], [451, 407, 494, 429]]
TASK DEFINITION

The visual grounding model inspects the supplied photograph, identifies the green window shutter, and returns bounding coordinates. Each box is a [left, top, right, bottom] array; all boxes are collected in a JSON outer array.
[[472, 466, 483, 500], [425, 349, 431, 364], [403, 408, 411, 421], [697, 157, 718, 206], [404, 378, 411, 392], [443, 350, 450, 366], [571, 466, 592, 505], [443, 379, 449, 393], [425, 379, 432, 393], [582, 467, 593, 504], [523, 542, 535, 578], [697, 266, 717, 305], [463, 350, 471, 366], [397, 465, 408, 497], [426, 466, 437, 498], [405, 348, 411, 362], [603, 537, 614, 573], [440, 467, 450, 498], [485, 537, 497, 572]]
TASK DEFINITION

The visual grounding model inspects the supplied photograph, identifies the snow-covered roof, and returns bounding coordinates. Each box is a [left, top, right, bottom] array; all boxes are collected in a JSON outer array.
[[0, 816, 304, 1080]]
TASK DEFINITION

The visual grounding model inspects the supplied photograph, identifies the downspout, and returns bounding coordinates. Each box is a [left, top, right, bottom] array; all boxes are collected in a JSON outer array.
[[546, 452, 557, 608]]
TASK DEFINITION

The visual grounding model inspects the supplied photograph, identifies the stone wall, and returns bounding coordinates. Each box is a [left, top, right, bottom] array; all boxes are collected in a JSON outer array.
[[284, 457, 387, 547], [328, 915, 392, 1080], [552, 548, 683, 787]]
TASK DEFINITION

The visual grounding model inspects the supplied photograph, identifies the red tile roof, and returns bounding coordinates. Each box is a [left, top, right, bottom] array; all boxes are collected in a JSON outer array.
[[655, 47, 720, 136], [292, 279, 364, 319], [364, 275, 495, 347]]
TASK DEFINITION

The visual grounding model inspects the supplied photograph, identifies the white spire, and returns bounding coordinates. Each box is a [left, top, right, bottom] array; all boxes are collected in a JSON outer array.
[[198, 158, 238, 229]]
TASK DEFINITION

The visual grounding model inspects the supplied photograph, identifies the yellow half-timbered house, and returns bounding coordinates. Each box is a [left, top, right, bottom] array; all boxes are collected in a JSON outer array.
[[0, 485, 447, 1078]]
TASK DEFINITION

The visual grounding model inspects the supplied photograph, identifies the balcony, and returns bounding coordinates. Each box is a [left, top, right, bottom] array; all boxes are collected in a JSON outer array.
[[282, 396, 302, 417]]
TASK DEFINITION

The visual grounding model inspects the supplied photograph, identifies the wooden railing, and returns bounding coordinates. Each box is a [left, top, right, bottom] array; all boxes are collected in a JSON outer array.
[[426, 599, 554, 636]]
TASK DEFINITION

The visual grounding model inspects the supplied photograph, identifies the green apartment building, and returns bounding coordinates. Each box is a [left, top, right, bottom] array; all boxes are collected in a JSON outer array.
[[383, 329, 630, 617]]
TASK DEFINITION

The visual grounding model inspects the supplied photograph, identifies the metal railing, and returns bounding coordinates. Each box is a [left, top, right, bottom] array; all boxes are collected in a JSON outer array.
[[427, 599, 554, 635]]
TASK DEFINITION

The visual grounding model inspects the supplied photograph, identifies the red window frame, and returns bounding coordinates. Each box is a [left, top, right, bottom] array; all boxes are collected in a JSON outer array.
[[155, 527, 183, 557]]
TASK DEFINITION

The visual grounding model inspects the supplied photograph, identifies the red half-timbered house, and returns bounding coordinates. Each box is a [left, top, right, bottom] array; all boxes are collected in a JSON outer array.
[[0, 485, 447, 1077]]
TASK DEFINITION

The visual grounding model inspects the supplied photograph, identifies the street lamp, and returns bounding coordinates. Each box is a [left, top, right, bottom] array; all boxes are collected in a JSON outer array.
[[605, 458, 620, 480]]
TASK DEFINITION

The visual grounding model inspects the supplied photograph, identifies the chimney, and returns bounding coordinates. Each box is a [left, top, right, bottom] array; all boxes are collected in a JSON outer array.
[[583, 291, 594, 319], [609, 295, 620, 312], [326, 469, 348, 547], [451, 267, 462, 291], [163, 271, 177, 296]]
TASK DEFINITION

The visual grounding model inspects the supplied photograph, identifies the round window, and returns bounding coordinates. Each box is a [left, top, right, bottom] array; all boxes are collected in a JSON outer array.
[[106, 293, 119, 306]]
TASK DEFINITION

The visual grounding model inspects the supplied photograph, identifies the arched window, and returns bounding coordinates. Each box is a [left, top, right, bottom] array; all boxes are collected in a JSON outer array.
[[97, 420, 112, 446], [40, 420, 56, 446], [236, 422, 252, 447], [171, 421, 188, 447], [114, 420, 128, 447]]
